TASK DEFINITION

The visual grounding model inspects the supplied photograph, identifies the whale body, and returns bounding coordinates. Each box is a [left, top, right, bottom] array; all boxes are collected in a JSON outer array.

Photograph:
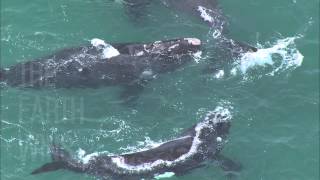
[[124, 0, 257, 54], [0, 38, 201, 100], [31, 109, 241, 179]]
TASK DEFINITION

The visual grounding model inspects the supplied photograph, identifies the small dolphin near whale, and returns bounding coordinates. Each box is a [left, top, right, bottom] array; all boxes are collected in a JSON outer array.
[[31, 108, 241, 179], [0, 38, 201, 99]]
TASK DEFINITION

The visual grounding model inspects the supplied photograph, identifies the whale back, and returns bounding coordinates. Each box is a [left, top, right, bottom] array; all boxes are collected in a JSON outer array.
[[121, 136, 194, 166]]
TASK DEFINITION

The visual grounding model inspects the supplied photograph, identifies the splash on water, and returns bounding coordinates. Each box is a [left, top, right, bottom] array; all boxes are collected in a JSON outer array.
[[214, 70, 225, 79], [197, 6, 214, 24], [231, 36, 304, 77], [192, 51, 203, 63]]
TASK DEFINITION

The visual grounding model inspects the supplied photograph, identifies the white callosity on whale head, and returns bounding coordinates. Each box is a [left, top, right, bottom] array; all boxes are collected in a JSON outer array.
[[184, 38, 201, 46], [91, 38, 120, 59], [109, 106, 232, 173], [203, 106, 232, 124], [216, 137, 222, 142]]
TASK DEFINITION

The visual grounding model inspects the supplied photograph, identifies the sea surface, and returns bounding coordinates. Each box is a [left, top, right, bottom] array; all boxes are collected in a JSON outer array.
[[0, 0, 319, 180]]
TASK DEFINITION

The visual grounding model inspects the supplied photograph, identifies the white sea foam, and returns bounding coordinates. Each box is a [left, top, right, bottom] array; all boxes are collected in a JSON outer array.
[[91, 38, 120, 59], [77, 148, 100, 164], [231, 36, 304, 76], [198, 6, 214, 23], [212, 29, 222, 39], [192, 51, 203, 63], [214, 70, 225, 79]]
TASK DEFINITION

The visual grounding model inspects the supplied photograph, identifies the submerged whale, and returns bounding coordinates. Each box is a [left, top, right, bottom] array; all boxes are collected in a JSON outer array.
[[0, 38, 201, 99], [124, 0, 257, 54], [31, 109, 241, 179]]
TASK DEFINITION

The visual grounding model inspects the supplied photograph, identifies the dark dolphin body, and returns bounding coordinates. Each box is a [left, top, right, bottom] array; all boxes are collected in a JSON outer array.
[[0, 38, 201, 99], [31, 110, 241, 179]]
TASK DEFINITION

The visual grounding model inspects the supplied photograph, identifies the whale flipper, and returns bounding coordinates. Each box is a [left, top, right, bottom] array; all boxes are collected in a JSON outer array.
[[213, 154, 242, 177], [31, 144, 72, 175], [31, 161, 66, 175], [172, 164, 206, 177]]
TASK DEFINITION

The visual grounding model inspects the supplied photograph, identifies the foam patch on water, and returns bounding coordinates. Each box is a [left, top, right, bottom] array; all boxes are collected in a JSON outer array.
[[192, 51, 203, 63], [198, 6, 214, 23], [77, 148, 100, 164], [198, 6, 224, 38], [91, 38, 120, 59], [231, 36, 304, 76], [214, 70, 225, 79]]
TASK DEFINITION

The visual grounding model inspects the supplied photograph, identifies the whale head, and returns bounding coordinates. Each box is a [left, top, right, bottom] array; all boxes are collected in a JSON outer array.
[[197, 109, 231, 143]]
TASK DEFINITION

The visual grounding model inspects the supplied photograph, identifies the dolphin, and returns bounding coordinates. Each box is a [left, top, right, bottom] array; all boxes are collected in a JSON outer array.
[[31, 109, 241, 179], [0, 38, 201, 100]]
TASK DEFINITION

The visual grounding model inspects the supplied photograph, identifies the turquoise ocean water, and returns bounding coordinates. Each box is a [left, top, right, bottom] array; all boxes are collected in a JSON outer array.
[[1, 0, 319, 179]]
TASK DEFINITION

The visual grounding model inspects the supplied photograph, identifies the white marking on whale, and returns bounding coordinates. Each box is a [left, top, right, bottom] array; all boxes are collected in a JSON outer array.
[[216, 137, 222, 142], [185, 38, 202, 46], [154, 172, 175, 179], [91, 38, 120, 59]]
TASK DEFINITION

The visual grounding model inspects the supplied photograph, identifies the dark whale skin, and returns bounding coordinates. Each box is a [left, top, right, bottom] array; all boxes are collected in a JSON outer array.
[[31, 110, 242, 180], [123, 0, 258, 54], [0, 38, 201, 89]]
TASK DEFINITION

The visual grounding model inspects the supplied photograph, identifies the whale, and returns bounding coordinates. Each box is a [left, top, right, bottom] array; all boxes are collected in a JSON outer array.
[[123, 0, 257, 54], [0, 38, 201, 100], [31, 109, 241, 179]]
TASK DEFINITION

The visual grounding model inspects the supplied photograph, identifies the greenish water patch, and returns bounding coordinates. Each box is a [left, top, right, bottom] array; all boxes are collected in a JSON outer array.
[[1, 0, 319, 180]]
